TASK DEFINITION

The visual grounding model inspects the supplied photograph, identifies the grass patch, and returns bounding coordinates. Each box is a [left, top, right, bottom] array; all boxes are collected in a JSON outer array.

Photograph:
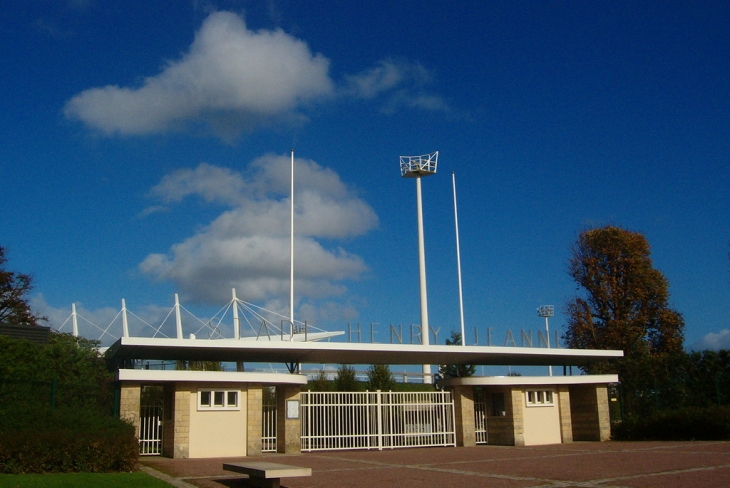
[[0, 471, 171, 488]]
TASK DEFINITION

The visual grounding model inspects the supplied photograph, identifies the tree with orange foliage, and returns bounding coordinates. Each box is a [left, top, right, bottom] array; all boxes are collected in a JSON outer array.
[[564, 226, 684, 367]]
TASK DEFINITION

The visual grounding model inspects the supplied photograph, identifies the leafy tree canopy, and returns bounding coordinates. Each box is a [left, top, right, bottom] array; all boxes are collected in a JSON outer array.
[[334, 364, 360, 391], [0, 246, 44, 327], [366, 364, 396, 391], [564, 225, 684, 364]]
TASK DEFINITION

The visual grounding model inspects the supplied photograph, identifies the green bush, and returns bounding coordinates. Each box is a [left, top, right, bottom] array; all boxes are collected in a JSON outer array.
[[613, 405, 730, 441], [0, 405, 138, 474]]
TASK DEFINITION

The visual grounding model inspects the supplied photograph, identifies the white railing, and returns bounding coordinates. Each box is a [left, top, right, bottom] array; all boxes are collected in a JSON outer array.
[[300, 390, 455, 452], [262, 387, 277, 452], [474, 387, 488, 444], [139, 404, 163, 455]]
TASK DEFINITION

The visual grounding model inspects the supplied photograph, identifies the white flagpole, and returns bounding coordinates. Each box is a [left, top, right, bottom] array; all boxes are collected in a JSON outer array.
[[290, 149, 295, 341], [452, 172, 466, 346]]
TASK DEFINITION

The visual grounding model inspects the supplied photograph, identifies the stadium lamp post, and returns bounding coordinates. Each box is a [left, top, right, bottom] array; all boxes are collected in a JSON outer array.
[[400, 151, 438, 384], [537, 305, 554, 376]]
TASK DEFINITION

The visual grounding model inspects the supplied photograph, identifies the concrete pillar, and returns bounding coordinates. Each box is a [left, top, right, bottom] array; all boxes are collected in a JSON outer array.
[[172, 387, 191, 458], [596, 385, 611, 441], [119, 382, 141, 437], [452, 386, 476, 447], [276, 384, 301, 454], [247, 384, 264, 456], [509, 388, 525, 447], [557, 385, 573, 443]]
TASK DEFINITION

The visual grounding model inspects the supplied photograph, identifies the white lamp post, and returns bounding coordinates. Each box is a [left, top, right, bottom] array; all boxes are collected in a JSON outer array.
[[537, 305, 554, 376], [400, 151, 438, 383]]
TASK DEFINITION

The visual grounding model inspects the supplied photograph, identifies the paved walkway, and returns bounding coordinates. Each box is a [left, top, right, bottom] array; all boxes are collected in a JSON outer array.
[[140, 441, 730, 488]]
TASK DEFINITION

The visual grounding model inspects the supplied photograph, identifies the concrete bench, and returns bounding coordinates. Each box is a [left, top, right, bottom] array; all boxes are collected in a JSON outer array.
[[223, 462, 312, 488]]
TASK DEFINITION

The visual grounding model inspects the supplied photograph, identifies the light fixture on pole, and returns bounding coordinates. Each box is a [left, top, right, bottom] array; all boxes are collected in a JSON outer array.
[[537, 305, 554, 376], [400, 151, 438, 384]]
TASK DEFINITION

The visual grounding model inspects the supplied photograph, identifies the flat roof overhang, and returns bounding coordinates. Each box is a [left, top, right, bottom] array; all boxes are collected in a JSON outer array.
[[117, 369, 307, 385], [438, 374, 619, 387], [107, 337, 623, 367]]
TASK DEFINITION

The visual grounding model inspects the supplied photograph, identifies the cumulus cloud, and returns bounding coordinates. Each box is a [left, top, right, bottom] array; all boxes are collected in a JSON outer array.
[[63, 12, 449, 139], [140, 154, 378, 309], [64, 11, 334, 138], [343, 59, 450, 113], [690, 328, 730, 351]]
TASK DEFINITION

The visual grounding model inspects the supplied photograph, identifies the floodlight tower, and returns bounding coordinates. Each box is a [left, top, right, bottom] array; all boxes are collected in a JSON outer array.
[[537, 305, 554, 376], [400, 151, 438, 384]]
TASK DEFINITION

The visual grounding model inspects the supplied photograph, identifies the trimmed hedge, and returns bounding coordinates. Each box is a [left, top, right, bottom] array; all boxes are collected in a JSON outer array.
[[0, 406, 138, 474], [613, 405, 730, 441]]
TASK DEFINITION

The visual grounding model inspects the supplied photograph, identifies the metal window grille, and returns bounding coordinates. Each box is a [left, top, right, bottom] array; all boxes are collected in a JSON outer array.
[[262, 387, 277, 452], [300, 390, 455, 452]]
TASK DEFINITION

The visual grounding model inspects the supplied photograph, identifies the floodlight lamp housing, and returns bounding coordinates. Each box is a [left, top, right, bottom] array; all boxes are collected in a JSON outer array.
[[400, 151, 438, 178], [537, 305, 555, 317]]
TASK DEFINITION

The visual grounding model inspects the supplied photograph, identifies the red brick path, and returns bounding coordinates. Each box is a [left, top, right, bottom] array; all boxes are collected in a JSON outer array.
[[140, 441, 730, 488]]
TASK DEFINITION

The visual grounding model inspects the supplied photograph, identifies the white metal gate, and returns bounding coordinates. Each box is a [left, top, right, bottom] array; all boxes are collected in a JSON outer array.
[[474, 387, 488, 444], [139, 404, 163, 455], [300, 391, 455, 452], [262, 386, 277, 452]]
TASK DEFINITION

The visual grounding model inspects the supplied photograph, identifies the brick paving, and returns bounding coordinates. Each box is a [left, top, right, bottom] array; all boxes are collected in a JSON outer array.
[[140, 441, 730, 488]]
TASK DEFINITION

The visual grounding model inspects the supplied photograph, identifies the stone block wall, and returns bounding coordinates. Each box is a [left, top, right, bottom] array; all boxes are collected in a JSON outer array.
[[452, 385, 476, 447], [246, 384, 263, 456], [569, 384, 610, 441], [276, 385, 301, 454]]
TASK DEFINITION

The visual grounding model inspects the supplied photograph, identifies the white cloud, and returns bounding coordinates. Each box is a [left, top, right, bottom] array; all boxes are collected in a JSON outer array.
[[64, 11, 334, 138], [343, 59, 450, 113], [64, 13, 450, 140], [690, 328, 730, 351], [140, 155, 378, 310]]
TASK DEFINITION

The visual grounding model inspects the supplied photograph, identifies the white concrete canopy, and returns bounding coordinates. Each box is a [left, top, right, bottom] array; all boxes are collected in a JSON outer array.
[[116, 368, 307, 384], [437, 374, 619, 387], [108, 337, 622, 367]]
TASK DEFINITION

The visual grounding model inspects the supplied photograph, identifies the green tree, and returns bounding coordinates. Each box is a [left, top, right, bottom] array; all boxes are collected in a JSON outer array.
[[0, 246, 45, 327], [366, 364, 396, 391], [334, 364, 359, 391], [438, 331, 476, 379], [308, 370, 332, 391], [564, 226, 685, 360]]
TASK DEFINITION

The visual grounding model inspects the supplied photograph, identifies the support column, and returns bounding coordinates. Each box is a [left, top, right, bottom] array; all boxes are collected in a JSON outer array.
[[452, 386, 476, 447], [509, 388, 525, 447], [557, 385, 573, 443], [172, 388, 190, 458], [247, 384, 264, 456], [119, 382, 141, 437], [276, 385, 302, 454]]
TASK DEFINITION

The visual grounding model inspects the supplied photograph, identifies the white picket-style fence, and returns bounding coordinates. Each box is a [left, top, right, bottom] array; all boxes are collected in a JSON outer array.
[[300, 391, 456, 452], [139, 404, 163, 455], [474, 388, 488, 444], [262, 386, 277, 452]]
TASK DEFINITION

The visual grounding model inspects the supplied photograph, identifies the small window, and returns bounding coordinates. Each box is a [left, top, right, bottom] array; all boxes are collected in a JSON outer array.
[[526, 389, 554, 407], [227, 391, 238, 407], [198, 389, 240, 411]]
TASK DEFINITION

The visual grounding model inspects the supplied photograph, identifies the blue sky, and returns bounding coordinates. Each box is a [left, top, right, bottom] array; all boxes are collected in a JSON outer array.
[[2, 1, 729, 356]]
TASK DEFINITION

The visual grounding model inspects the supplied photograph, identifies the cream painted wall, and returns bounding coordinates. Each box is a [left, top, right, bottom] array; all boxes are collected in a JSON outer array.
[[188, 389, 248, 458], [522, 391, 561, 446]]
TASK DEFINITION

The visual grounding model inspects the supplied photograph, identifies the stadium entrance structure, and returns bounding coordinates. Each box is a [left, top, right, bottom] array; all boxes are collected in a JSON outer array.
[[108, 337, 621, 458]]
